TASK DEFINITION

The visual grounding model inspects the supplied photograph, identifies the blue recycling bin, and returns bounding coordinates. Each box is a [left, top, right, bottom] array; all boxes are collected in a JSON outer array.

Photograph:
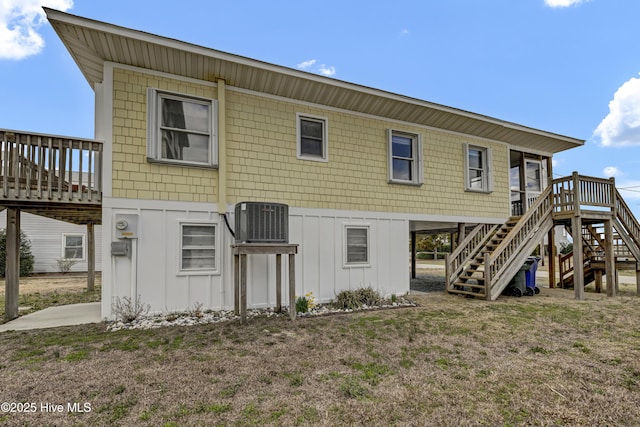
[[525, 256, 540, 295]]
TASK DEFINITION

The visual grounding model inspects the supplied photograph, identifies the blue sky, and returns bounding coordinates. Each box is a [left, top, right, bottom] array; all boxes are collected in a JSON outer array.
[[1, 0, 640, 213]]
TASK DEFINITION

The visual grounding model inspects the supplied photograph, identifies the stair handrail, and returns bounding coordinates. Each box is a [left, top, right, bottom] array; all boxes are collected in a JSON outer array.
[[445, 223, 499, 291], [485, 184, 554, 299], [615, 188, 640, 248]]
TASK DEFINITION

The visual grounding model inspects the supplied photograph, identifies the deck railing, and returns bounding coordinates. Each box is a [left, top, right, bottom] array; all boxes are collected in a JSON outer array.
[[0, 129, 102, 204], [552, 172, 615, 215]]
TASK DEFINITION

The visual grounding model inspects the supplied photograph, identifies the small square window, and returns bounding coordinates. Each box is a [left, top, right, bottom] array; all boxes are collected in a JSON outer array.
[[388, 130, 423, 185], [62, 234, 85, 260], [344, 225, 370, 266], [147, 89, 217, 168], [297, 114, 328, 161], [180, 223, 217, 272]]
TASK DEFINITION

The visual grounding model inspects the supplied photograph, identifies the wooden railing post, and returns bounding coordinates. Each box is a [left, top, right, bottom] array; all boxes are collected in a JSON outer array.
[[571, 171, 580, 214]]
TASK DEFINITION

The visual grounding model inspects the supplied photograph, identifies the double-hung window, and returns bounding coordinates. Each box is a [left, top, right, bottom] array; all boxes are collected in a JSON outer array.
[[180, 223, 217, 272], [464, 144, 492, 192], [297, 113, 328, 161], [344, 225, 370, 266], [62, 234, 85, 260], [388, 130, 423, 185], [147, 89, 217, 167]]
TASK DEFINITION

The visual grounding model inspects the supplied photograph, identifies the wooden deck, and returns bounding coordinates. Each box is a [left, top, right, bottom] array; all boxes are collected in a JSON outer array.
[[0, 129, 102, 224]]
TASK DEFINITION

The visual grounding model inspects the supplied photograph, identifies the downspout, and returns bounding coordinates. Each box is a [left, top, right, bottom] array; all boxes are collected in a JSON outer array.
[[217, 79, 227, 215]]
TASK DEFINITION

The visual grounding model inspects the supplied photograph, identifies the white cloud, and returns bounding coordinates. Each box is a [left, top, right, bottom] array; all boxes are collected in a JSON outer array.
[[297, 59, 316, 70], [603, 166, 622, 178], [400, 29, 409, 36], [298, 59, 336, 77], [318, 64, 336, 77], [0, 0, 73, 60], [544, 0, 588, 7], [593, 74, 640, 147]]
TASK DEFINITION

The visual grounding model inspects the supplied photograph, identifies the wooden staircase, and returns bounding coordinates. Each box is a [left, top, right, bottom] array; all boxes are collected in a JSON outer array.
[[447, 173, 640, 300], [446, 185, 554, 300]]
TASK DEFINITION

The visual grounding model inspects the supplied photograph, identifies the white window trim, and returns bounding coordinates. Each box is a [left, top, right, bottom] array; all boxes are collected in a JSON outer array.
[[147, 88, 218, 168], [343, 224, 371, 268], [61, 233, 85, 261], [387, 129, 423, 186], [296, 113, 329, 162], [177, 221, 220, 276], [464, 143, 493, 193]]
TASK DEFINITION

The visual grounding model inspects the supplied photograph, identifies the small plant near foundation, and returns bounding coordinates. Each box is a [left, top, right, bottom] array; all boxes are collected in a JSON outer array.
[[56, 258, 78, 273], [295, 292, 316, 313], [112, 295, 150, 323], [332, 287, 383, 310]]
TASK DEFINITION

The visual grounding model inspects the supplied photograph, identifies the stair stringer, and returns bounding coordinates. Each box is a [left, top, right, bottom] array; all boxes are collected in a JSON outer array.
[[486, 215, 554, 300], [613, 218, 640, 262]]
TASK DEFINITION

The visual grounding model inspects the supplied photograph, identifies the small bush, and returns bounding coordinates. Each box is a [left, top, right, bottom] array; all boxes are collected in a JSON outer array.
[[112, 295, 150, 323], [0, 229, 34, 277], [332, 287, 383, 310], [295, 292, 316, 313], [56, 258, 78, 273]]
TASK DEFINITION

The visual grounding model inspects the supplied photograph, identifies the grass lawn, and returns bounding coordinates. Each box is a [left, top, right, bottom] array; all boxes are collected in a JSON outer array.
[[1, 286, 640, 426]]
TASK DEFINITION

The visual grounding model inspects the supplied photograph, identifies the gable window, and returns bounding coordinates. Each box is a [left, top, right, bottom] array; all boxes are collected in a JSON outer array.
[[344, 225, 370, 266], [180, 223, 217, 272], [147, 88, 217, 167], [464, 144, 492, 192], [297, 114, 328, 161], [62, 234, 85, 260], [388, 130, 423, 185]]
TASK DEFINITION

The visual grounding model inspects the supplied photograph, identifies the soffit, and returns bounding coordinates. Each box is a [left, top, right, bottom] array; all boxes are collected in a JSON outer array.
[[45, 9, 584, 154]]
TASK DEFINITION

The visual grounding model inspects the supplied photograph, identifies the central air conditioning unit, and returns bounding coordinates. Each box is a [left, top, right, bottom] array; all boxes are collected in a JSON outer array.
[[235, 202, 289, 243]]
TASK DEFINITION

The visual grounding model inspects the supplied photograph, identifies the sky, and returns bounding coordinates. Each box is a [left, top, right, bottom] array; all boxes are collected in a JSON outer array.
[[1, 0, 640, 215]]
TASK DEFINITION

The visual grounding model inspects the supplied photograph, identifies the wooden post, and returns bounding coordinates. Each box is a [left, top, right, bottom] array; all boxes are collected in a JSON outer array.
[[548, 227, 556, 288], [5, 208, 20, 321], [572, 215, 585, 300], [484, 252, 492, 301], [275, 254, 282, 313], [240, 254, 247, 324], [233, 254, 239, 315], [87, 222, 95, 291], [410, 231, 416, 279], [595, 270, 602, 293], [457, 223, 466, 246], [636, 263, 640, 295], [604, 219, 616, 297], [288, 253, 296, 320]]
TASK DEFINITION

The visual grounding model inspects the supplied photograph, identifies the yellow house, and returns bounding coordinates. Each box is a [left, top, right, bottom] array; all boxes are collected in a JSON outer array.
[[44, 9, 602, 318]]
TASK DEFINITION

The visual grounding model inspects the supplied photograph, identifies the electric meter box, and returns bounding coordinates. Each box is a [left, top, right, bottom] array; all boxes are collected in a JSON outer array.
[[114, 214, 139, 239]]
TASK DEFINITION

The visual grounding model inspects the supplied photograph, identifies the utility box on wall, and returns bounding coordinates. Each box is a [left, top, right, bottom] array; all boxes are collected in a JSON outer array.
[[235, 202, 288, 243], [114, 214, 139, 239]]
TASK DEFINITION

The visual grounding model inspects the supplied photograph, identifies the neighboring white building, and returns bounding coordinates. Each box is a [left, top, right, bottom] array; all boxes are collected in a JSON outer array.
[[0, 211, 102, 274]]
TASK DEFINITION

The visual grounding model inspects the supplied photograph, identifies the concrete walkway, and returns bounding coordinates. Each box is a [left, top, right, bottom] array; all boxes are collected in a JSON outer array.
[[0, 302, 102, 332]]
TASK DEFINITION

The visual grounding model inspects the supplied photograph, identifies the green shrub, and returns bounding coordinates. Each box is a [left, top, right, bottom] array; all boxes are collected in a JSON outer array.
[[0, 229, 35, 277], [332, 287, 383, 310]]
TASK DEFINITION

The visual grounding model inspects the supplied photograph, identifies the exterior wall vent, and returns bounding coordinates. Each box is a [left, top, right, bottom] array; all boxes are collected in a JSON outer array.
[[234, 202, 289, 243]]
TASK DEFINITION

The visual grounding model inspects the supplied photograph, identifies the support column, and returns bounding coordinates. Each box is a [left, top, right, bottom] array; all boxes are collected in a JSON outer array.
[[410, 231, 416, 279], [457, 223, 466, 246], [548, 227, 556, 288], [636, 263, 640, 295], [87, 222, 95, 292], [604, 219, 616, 297], [5, 208, 20, 321], [571, 215, 585, 300]]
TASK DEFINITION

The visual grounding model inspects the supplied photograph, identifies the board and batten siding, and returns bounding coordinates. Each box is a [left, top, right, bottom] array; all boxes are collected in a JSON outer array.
[[0, 211, 102, 273], [101, 199, 409, 319]]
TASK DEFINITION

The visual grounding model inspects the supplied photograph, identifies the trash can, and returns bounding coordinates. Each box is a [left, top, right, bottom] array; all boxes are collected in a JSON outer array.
[[503, 260, 533, 297], [524, 256, 540, 295]]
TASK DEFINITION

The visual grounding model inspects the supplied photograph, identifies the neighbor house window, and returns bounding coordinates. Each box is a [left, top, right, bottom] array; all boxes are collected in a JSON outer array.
[[388, 130, 423, 185], [147, 88, 217, 167], [344, 225, 370, 266], [180, 223, 217, 272], [297, 113, 328, 161], [464, 144, 492, 192], [62, 234, 85, 260]]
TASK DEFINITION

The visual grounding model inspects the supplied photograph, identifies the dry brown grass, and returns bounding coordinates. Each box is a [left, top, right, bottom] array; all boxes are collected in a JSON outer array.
[[1, 284, 640, 426]]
